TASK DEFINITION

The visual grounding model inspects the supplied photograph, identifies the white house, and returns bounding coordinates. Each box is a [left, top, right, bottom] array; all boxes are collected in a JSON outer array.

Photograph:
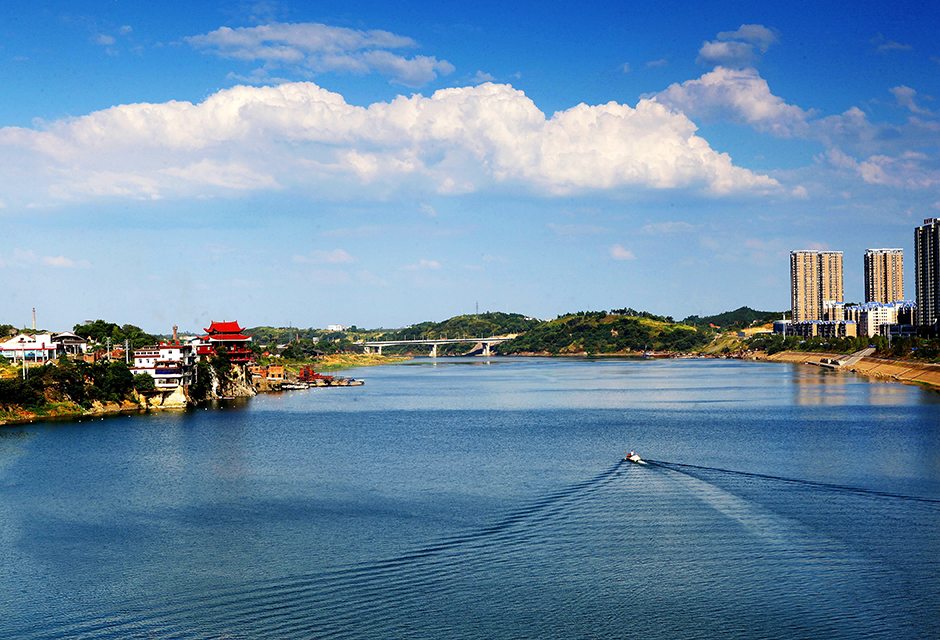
[[53, 331, 88, 355], [130, 342, 197, 389], [0, 333, 57, 363]]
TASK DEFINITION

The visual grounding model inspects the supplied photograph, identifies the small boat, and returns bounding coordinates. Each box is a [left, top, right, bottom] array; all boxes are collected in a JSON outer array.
[[624, 449, 646, 464]]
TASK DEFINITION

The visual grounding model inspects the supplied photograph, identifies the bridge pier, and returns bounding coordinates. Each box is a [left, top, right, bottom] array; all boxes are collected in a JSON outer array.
[[483, 342, 491, 357], [429, 344, 437, 358]]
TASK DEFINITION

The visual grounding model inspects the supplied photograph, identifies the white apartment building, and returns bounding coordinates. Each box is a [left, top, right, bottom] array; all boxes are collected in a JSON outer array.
[[130, 342, 197, 389], [843, 301, 916, 337]]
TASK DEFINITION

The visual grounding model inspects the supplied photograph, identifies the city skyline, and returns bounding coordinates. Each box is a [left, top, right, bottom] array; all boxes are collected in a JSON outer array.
[[2, 1, 938, 334]]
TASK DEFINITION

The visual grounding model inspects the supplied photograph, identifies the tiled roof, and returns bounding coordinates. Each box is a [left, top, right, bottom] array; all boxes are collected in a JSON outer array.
[[204, 321, 244, 334]]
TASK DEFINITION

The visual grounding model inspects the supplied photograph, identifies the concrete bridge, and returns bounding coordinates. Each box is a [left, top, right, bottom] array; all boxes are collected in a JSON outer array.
[[361, 336, 511, 357]]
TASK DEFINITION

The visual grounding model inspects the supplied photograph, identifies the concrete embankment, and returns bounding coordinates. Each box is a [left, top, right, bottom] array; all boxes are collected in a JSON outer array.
[[755, 350, 940, 390]]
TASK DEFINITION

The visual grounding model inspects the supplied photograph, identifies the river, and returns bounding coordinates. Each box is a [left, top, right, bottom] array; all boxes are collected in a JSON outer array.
[[1, 357, 938, 639]]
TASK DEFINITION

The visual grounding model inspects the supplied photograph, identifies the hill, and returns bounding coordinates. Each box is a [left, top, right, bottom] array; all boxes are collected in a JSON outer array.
[[682, 306, 784, 330], [495, 311, 710, 355], [375, 312, 541, 341]]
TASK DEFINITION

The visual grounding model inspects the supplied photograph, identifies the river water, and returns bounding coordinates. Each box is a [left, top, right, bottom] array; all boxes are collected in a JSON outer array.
[[1, 357, 938, 639]]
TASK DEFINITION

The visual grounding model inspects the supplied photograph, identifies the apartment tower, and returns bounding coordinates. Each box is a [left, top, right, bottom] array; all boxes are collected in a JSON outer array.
[[864, 248, 904, 303], [790, 250, 844, 322], [915, 219, 940, 327]]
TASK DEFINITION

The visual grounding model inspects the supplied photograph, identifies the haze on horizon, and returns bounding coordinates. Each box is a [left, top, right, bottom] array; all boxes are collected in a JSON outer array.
[[1, 1, 937, 335]]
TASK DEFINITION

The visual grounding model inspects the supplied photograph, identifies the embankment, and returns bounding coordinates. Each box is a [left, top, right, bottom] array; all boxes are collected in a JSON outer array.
[[755, 350, 940, 390]]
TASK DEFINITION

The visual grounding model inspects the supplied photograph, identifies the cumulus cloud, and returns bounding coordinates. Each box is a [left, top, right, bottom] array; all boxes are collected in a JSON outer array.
[[186, 22, 454, 87], [697, 24, 778, 68], [0, 81, 780, 206], [654, 67, 815, 137]]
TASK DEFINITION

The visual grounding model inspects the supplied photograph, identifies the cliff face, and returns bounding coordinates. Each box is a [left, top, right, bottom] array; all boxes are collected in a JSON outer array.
[[205, 364, 257, 400], [142, 386, 189, 408]]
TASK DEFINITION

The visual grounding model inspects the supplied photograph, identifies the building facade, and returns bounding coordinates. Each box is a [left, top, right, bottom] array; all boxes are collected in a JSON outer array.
[[131, 342, 197, 389], [864, 248, 904, 304], [843, 301, 915, 337], [0, 333, 57, 363], [790, 250, 844, 322], [915, 219, 940, 327], [790, 320, 858, 339]]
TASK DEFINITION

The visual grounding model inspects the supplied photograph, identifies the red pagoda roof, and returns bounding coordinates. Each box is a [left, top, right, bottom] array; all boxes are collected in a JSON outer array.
[[202, 333, 251, 342], [204, 321, 245, 335]]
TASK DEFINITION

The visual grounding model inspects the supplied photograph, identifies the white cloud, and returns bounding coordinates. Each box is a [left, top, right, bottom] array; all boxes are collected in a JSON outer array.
[[891, 86, 935, 116], [717, 25, 778, 52], [697, 41, 757, 68], [871, 34, 912, 53], [96, 34, 116, 46], [403, 259, 441, 270], [186, 22, 454, 87], [824, 147, 940, 188], [655, 67, 815, 137], [293, 249, 355, 264], [472, 71, 496, 84], [697, 24, 778, 69], [43, 255, 90, 268], [548, 222, 608, 236], [0, 81, 780, 205], [0, 249, 89, 268], [610, 244, 635, 260], [640, 221, 696, 234]]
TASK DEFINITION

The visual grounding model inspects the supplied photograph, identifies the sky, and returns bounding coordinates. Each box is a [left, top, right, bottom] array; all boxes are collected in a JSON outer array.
[[2, 1, 939, 334]]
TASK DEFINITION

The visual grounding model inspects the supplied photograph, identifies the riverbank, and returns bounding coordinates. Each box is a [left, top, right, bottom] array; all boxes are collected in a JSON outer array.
[[752, 350, 940, 390], [0, 354, 407, 427]]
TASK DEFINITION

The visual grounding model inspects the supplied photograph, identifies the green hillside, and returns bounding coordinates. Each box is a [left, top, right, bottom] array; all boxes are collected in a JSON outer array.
[[682, 306, 784, 330], [376, 312, 541, 341], [495, 311, 709, 355]]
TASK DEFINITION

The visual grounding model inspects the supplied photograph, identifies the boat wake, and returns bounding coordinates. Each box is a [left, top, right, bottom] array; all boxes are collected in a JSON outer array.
[[10, 461, 635, 640]]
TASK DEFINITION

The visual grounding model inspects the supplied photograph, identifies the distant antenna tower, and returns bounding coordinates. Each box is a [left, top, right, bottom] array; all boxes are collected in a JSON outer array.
[[476, 301, 479, 315]]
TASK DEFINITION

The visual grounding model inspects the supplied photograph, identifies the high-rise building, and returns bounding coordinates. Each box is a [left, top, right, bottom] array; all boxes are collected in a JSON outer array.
[[915, 219, 940, 327], [790, 250, 843, 322], [864, 248, 904, 304]]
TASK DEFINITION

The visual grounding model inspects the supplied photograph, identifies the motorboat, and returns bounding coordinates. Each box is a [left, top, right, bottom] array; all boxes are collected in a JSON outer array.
[[625, 449, 645, 464]]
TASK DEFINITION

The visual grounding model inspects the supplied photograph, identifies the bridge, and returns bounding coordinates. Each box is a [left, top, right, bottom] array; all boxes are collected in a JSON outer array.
[[360, 336, 512, 357]]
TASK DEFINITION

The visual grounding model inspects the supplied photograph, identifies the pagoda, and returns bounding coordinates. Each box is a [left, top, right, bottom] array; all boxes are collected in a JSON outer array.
[[199, 320, 253, 364]]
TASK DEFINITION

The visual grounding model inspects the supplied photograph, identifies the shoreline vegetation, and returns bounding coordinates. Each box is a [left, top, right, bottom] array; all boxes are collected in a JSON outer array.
[[0, 353, 406, 428], [5, 306, 940, 427]]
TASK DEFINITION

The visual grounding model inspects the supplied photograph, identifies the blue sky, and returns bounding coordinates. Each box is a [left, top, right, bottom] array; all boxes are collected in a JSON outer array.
[[2, 0, 938, 333]]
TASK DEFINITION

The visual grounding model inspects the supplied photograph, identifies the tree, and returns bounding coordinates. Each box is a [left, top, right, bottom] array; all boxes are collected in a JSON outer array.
[[133, 373, 156, 392]]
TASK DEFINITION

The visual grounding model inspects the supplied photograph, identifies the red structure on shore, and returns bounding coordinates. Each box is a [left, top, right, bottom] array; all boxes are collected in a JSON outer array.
[[198, 321, 254, 364]]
